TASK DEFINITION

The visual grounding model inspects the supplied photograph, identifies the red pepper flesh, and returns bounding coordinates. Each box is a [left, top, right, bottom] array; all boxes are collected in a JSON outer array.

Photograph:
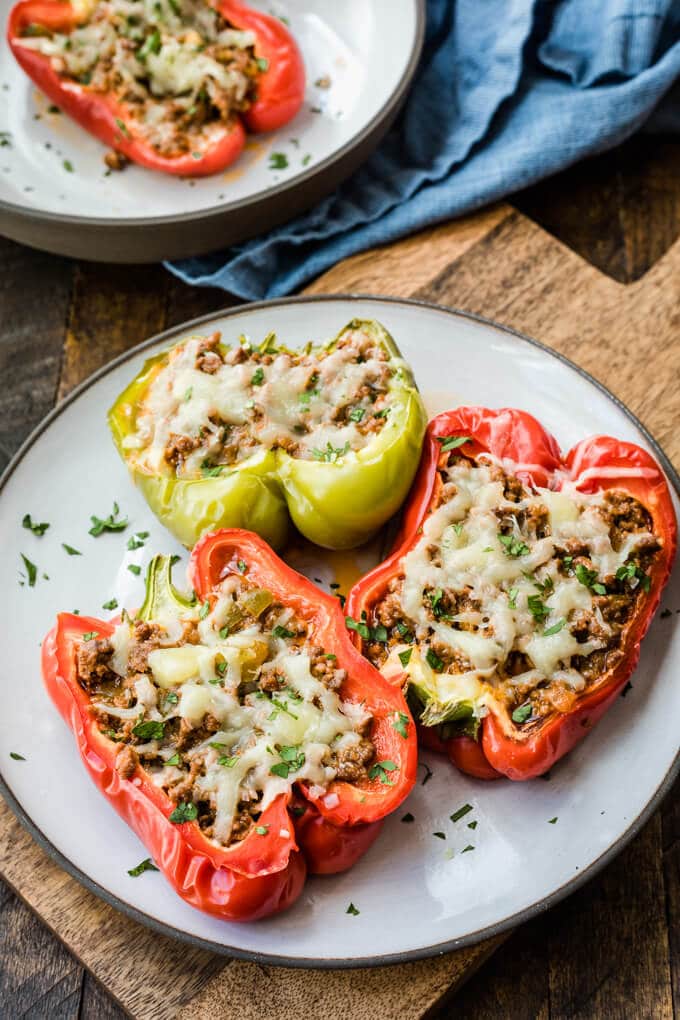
[[42, 529, 416, 921], [8, 0, 305, 176], [347, 407, 677, 782]]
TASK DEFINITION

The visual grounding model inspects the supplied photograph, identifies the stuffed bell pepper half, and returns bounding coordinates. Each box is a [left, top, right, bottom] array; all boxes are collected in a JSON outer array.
[[109, 319, 427, 550], [346, 406, 676, 781], [8, 0, 305, 175], [42, 529, 417, 921]]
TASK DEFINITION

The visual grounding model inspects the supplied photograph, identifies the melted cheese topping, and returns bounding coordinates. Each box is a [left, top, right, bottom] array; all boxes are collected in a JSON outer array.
[[394, 459, 656, 719], [130, 329, 393, 475], [100, 602, 369, 845]]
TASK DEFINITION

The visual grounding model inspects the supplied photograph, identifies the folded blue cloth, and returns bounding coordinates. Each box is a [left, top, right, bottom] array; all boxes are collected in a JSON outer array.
[[166, 0, 680, 300]]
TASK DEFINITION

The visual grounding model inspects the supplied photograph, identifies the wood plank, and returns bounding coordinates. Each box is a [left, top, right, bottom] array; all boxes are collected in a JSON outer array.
[[0, 236, 72, 472]]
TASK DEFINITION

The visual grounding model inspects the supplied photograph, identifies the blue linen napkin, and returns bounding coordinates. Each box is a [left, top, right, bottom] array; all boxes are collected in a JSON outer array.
[[166, 0, 680, 300]]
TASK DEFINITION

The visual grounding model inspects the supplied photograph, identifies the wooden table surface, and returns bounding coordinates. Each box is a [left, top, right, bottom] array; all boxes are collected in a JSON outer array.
[[1, 133, 679, 1019]]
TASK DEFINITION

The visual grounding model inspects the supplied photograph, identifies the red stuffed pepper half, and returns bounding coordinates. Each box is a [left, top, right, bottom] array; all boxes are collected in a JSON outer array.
[[41, 530, 416, 921], [8, 0, 305, 176], [346, 407, 676, 782]]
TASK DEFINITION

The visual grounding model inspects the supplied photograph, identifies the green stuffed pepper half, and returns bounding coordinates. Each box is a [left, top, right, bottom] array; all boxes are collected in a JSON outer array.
[[109, 318, 427, 550]]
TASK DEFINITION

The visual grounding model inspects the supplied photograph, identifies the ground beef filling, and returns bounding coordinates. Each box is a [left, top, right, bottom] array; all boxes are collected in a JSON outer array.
[[76, 587, 375, 847], [366, 456, 661, 726], [152, 329, 393, 475], [19, 0, 263, 160]]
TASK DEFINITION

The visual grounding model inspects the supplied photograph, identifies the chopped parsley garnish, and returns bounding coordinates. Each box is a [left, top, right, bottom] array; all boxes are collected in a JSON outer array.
[[425, 648, 444, 672], [236, 559, 248, 574], [115, 117, 130, 137], [436, 435, 471, 452], [346, 902, 360, 916], [393, 712, 409, 738], [81, 631, 99, 641], [270, 745, 305, 778], [348, 407, 365, 423], [20, 554, 37, 587], [22, 514, 49, 536], [169, 802, 198, 824], [499, 533, 530, 558], [543, 618, 566, 636], [575, 563, 607, 595], [512, 703, 532, 724], [164, 692, 179, 706], [256, 825, 269, 835], [548, 817, 558, 824], [398, 648, 413, 668], [453, 522, 464, 536], [345, 616, 387, 643], [132, 719, 165, 740], [401, 812, 415, 823], [251, 366, 265, 386], [198, 599, 210, 619], [165, 752, 181, 767], [218, 755, 238, 768], [139, 28, 161, 59], [508, 587, 519, 609], [616, 560, 651, 593], [63, 159, 73, 172], [128, 564, 141, 575], [461, 844, 475, 853], [450, 803, 473, 823], [527, 594, 550, 621], [256, 56, 269, 71], [433, 831, 446, 840], [374, 407, 390, 419], [312, 441, 350, 463], [62, 543, 82, 556], [10, 752, 25, 761], [533, 575, 554, 595], [368, 760, 398, 785], [468, 820, 478, 830], [429, 588, 445, 618], [89, 502, 128, 536], [127, 857, 158, 877], [215, 660, 227, 677], [273, 624, 295, 639], [268, 152, 288, 170], [127, 531, 149, 551], [396, 621, 414, 642], [201, 464, 223, 477]]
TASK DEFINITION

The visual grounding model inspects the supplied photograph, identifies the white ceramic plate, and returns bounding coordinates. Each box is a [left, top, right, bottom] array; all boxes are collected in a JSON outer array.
[[1, 296, 678, 967], [0, 0, 424, 260]]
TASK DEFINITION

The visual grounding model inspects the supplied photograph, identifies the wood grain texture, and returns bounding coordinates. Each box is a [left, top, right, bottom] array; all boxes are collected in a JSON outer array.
[[1, 134, 679, 1020]]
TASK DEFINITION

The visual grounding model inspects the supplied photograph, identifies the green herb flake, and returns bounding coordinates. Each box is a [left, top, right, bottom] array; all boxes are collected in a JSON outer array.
[[218, 755, 238, 768], [312, 441, 350, 463], [22, 514, 49, 536], [89, 502, 128, 536], [10, 752, 25, 761], [345, 615, 370, 641], [63, 159, 74, 172], [401, 812, 415, 823], [348, 407, 365, 423], [543, 618, 566, 636], [398, 648, 413, 668], [527, 594, 550, 621], [81, 631, 99, 641], [115, 117, 130, 137], [508, 587, 519, 609], [198, 599, 211, 620], [127, 532, 148, 551], [346, 902, 360, 916], [368, 760, 398, 785], [128, 564, 142, 576], [273, 624, 295, 639], [436, 435, 471, 452], [62, 543, 82, 556], [127, 857, 158, 877], [164, 692, 179, 706], [132, 719, 164, 740], [20, 554, 38, 587], [201, 464, 223, 478], [425, 648, 444, 672], [166, 752, 181, 767], [268, 151, 288, 170], [498, 532, 530, 558], [450, 803, 473, 823], [512, 702, 533, 724], [461, 844, 475, 853], [256, 825, 269, 835], [548, 817, 558, 824], [169, 802, 198, 824], [433, 831, 446, 840], [256, 56, 269, 71], [467, 820, 478, 830], [393, 711, 409, 738]]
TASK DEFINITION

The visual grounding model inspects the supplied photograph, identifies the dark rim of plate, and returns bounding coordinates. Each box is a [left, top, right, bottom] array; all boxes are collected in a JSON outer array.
[[0, 1, 426, 227], [0, 294, 678, 969]]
